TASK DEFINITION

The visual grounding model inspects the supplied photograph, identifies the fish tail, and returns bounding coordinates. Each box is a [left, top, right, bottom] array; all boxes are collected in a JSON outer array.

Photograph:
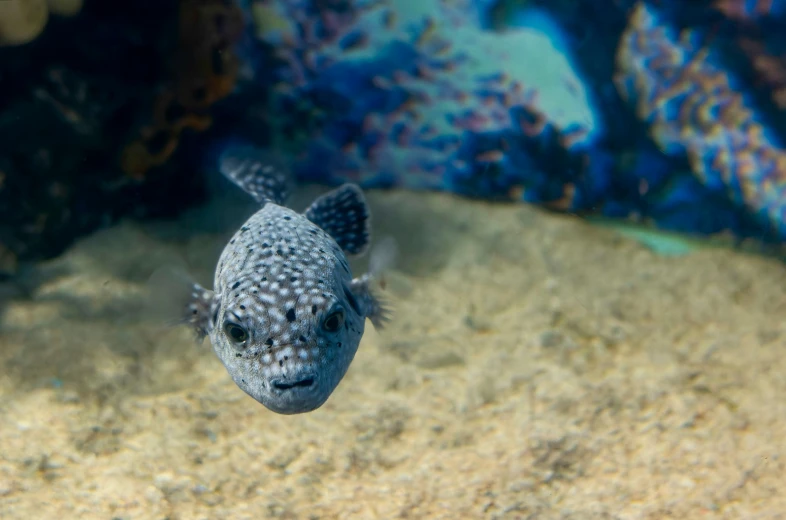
[[218, 144, 291, 205]]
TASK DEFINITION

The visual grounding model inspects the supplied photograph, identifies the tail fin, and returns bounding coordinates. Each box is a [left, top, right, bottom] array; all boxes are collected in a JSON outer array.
[[146, 266, 218, 342], [218, 145, 291, 206]]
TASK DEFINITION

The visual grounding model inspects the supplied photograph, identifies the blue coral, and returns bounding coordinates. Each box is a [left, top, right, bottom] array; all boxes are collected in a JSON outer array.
[[240, 1, 602, 196], [214, 0, 786, 242], [615, 1, 786, 238]]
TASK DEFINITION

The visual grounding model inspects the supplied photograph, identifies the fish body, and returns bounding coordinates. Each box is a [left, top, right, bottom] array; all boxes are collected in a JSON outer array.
[[185, 146, 388, 414]]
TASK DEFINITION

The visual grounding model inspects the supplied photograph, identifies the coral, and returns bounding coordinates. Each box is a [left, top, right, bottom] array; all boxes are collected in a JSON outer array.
[[684, 0, 786, 112], [236, 0, 768, 238], [120, 0, 245, 179], [244, 0, 602, 208], [736, 34, 786, 109], [614, 1, 786, 237]]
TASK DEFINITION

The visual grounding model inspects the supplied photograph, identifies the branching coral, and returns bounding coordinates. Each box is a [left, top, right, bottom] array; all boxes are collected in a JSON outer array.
[[120, 0, 244, 179], [246, 0, 601, 204], [703, 0, 786, 110], [736, 35, 786, 109], [615, 1, 786, 236]]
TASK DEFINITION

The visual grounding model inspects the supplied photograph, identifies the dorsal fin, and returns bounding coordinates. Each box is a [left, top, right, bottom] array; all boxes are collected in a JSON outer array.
[[218, 145, 290, 205], [304, 184, 371, 255]]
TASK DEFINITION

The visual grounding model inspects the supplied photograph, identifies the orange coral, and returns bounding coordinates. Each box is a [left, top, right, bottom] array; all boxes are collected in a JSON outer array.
[[121, 0, 245, 179]]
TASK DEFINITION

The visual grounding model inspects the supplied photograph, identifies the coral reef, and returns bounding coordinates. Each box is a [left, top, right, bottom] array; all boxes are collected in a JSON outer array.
[[615, 1, 786, 237], [236, 0, 780, 239], [244, 1, 602, 196]]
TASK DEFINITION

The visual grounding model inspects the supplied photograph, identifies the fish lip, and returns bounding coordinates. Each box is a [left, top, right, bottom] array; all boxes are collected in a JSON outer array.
[[271, 375, 316, 391]]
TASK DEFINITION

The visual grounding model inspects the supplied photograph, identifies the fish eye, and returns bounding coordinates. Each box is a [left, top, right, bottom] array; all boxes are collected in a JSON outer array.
[[323, 308, 345, 332], [224, 322, 248, 344]]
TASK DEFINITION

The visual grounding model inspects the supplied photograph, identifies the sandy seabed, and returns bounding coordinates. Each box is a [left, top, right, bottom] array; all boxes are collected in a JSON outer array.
[[0, 188, 784, 519]]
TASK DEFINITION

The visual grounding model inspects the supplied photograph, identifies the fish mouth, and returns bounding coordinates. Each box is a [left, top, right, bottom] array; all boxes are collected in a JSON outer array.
[[272, 376, 315, 391]]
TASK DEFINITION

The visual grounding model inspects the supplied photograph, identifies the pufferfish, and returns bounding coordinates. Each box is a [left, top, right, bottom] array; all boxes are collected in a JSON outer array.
[[178, 145, 391, 415]]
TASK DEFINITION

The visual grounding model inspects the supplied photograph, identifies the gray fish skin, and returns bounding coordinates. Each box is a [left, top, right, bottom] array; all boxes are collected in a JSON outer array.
[[186, 146, 388, 415]]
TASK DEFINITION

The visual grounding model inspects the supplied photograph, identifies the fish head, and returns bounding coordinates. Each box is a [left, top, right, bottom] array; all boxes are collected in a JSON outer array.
[[210, 259, 367, 415]]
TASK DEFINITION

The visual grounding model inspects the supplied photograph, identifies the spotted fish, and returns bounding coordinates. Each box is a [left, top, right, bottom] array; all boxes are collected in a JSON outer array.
[[184, 145, 389, 414]]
